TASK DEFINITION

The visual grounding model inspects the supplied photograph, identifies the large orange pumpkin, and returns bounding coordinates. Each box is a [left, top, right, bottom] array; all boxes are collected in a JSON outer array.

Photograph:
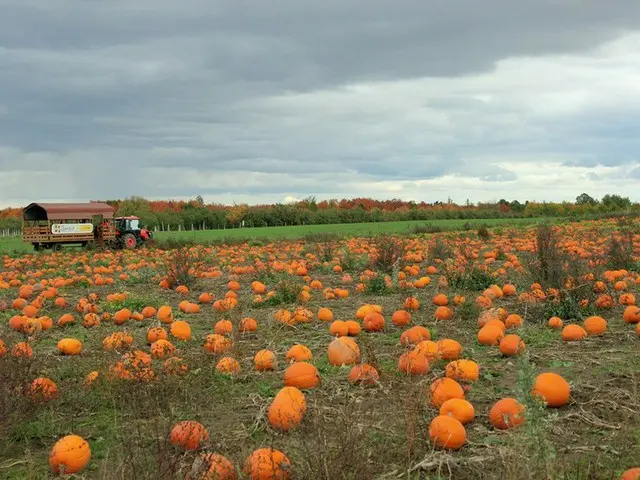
[[49, 435, 91, 474], [363, 311, 385, 332], [267, 386, 307, 431], [171, 320, 192, 341], [283, 362, 320, 389], [430, 378, 465, 407], [439, 398, 475, 425], [561, 324, 587, 342], [57, 338, 82, 356], [327, 337, 360, 366], [428, 415, 466, 450], [623, 306, 640, 324], [531, 372, 570, 407], [445, 359, 479, 382], [285, 344, 313, 363], [583, 316, 607, 336], [499, 334, 526, 356], [398, 349, 430, 375]]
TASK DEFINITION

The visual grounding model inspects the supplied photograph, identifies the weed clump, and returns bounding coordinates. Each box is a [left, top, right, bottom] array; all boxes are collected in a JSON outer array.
[[165, 248, 195, 288], [531, 224, 566, 289], [369, 235, 403, 274]]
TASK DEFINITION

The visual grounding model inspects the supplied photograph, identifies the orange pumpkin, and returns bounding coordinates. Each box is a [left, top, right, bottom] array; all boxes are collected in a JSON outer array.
[[348, 364, 380, 386], [283, 362, 320, 389], [317, 307, 334, 322], [57, 338, 82, 356], [170, 421, 209, 450], [171, 320, 192, 341], [430, 378, 465, 407], [243, 448, 291, 480], [398, 349, 430, 375], [445, 359, 479, 382], [583, 316, 607, 335], [49, 435, 91, 474], [327, 337, 360, 366], [429, 415, 466, 450], [561, 324, 587, 342], [329, 320, 349, 337], [548, 316, 563, 329], [254, 349, 276, 371], [434, 306, 453, 321], [191, 453, 236, 480], [113, 308, 131, 325], [267, 386, 307, 431], [216, 357, 241, 375], [345, 320, 361, 336], [147, 327, 168, 344], [437, 339, 462, 360], [432, 293, 449, 306], [30, 377, 59, 401], [239, 317, 258, 332], [391, 310, 412, 326], [490, 398, 525, 429], [204, 334, 231, 354], [403, 296, 420, 311], [619, 468, 640, 480], [150, 339, 176, 359], [363, 312, 385, 332], [623, 306, 640, 324], [531, 372, 571, 407], [477, 325, 504, 346], [439, 398, 475, 425], [285, 344, 313, 363], [157, 305, 174, 324]]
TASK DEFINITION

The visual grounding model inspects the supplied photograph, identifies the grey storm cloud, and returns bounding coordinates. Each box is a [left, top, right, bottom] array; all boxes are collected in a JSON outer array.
[[1, 0, 640, 206]]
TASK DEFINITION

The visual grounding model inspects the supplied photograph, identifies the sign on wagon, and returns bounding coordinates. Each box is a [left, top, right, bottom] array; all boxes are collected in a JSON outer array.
[[51, 223, 94, 235]]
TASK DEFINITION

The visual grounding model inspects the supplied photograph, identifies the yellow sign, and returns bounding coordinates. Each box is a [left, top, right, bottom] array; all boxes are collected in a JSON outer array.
[[51, 223, 94, 235]]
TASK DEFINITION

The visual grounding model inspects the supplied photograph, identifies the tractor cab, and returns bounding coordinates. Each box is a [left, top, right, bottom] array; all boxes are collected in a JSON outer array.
[[116, 216, 141, 232], [114, 216, 152, 248]]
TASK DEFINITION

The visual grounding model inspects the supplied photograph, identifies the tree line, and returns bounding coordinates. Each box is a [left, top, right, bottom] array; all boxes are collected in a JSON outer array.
[[0, 193, 636, 233]]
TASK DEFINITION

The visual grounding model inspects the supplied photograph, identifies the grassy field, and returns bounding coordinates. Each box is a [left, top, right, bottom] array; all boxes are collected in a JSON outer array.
[[0, 217, 546, 253]]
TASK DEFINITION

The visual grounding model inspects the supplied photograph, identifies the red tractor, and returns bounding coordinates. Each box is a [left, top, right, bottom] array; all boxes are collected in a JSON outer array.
[[115, 216, 153, 249]]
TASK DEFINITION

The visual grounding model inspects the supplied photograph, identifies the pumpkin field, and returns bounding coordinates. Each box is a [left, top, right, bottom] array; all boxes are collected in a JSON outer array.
[[0, 218, 639, 479]]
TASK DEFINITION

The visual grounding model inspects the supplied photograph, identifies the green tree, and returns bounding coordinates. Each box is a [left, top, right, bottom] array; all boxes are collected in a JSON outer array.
[[575, 193, 597, 205]]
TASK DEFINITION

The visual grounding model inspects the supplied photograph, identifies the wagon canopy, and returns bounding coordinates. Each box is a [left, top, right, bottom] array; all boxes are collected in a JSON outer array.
[[23, 202, 115, 221]]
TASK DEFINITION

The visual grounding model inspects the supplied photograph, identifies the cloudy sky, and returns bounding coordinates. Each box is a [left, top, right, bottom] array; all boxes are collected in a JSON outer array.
[[1, 0, 640, 208]]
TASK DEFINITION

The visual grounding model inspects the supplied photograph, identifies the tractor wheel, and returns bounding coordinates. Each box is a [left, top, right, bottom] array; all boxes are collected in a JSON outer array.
[[122, 233, 137, 249], [33, 244, 41, 252], [51, 244, 61, 252]]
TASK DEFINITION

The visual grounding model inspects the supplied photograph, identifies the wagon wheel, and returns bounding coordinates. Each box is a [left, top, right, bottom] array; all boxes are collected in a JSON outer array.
[[122, 233, 137, 249]]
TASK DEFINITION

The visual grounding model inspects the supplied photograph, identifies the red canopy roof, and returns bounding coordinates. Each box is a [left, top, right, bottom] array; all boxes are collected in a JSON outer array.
[[23, 202, 115, 221]]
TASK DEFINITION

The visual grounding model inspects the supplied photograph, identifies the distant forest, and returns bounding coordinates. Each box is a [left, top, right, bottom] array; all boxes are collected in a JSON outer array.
[[0, 193, 636, 232]]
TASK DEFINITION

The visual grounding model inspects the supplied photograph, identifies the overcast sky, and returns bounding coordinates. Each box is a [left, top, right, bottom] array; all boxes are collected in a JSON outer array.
[[1, 0, 640, 208]]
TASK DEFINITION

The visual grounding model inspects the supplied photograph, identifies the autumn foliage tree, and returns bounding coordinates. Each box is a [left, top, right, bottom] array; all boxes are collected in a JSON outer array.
[[226, 204, 248, 227]]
